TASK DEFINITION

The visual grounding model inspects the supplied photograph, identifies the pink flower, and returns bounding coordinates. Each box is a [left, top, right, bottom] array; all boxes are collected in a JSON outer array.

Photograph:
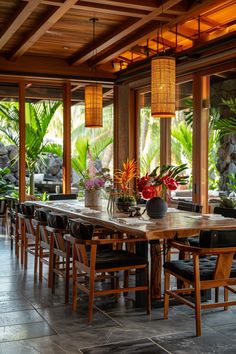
[[137, 174, 149, 192]]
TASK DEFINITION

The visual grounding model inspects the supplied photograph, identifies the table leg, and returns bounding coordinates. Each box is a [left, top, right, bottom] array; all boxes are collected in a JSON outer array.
[[150, 241, 162, 300]]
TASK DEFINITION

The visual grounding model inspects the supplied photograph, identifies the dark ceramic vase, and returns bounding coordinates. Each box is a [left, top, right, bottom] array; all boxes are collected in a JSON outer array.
[[146, 197, 167, 219]]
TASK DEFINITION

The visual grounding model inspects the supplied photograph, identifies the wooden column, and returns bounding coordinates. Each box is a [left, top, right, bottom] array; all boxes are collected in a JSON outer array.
[[160, 118, 172, 166], [192, 74, 210, 212], [19, 81, 26, 202], [62, 82, 71, 194], [113, 84, 136, 170]]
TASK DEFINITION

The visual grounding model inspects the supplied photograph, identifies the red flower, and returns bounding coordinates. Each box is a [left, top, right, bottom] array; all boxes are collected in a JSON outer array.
[[162, 176, 178, 191], [142, 185, 157, 199], [137, 174, 149, 192]]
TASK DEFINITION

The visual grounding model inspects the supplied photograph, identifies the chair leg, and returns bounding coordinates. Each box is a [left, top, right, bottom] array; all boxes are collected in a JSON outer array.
[[88, 270, 95, 322], [39, 246, 43, 282], [194, 255, 202, 337], [72, 263, 77, 311], [164, 270, 170, 320], [145, 265, 151, 315], [224, 287, 229, 311], [34, 236, 39, 276], [215, 287, 219, 303], [65, 241, 70, 304], [24, 237, 28, 269]]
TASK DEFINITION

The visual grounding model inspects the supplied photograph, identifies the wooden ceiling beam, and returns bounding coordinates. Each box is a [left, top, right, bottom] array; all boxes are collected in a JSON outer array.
[[9, 0, 79, 60], [69, 0, 182, 65], [23, 0, 149, 18], [152, 37, 178, 48], [0, 0, 42, 50], [78, 0, 159, 12], [170, 25, 196, 40], [92, 0, 221, 65]]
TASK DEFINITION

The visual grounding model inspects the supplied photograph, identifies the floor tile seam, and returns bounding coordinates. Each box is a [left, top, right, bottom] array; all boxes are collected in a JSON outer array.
[[79, 336, 153, 352], [0, 319, 48, 328], [148, 337, 173, 354], [0, 333, 58, 345], [92, 303, 124, 327], [16, 291, 60, 335]]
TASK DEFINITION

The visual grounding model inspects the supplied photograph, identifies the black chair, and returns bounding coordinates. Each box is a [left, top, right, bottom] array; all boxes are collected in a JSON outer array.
[[48, 194, 77, 201], [0, 199, 7, 232], [177, 201, 203, 247], [164, 229, 236, 336], [214, 206, 236, 218]]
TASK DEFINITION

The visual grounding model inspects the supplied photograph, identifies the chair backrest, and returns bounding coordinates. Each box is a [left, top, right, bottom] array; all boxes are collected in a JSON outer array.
[[0, 199, 6, 215], [48, 193, 77, 201], [177, 201, 202, 213], [69, 219, 94, 240], [47, 212, 68, 229], [214, 206, 236, 218], [199, 229, 236, 248]]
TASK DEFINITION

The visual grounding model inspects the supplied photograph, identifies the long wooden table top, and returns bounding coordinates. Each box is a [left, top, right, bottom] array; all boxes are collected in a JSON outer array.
[[28, 200, 236, 241]]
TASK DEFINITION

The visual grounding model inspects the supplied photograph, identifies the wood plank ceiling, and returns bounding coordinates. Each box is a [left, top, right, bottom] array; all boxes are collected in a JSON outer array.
[[0, 0, 235, 102]]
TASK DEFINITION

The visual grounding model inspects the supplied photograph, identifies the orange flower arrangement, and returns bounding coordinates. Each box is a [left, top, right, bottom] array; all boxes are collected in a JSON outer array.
[[114, 159, 137, 201]]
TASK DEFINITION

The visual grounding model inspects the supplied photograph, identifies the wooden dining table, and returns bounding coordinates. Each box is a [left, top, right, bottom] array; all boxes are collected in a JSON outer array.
[[28, 200, 236, 304]]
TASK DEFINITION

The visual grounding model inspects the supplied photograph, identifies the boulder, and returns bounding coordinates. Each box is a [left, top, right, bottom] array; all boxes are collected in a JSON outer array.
[[0, 142, 8, 156]]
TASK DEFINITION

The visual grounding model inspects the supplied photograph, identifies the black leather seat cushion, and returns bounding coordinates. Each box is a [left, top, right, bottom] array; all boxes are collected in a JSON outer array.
[[164, 257, 236, 281], [95, 250, 147, 270], [187, 236, 200, 247]]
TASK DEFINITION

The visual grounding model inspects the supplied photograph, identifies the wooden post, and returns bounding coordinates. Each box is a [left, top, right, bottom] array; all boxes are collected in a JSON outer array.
[[62, 82, 71, 194], [19, 81, 26, 202], [113, 84, 135, 170], [192, 74, 209, 212], [160, 118, 171, 166]]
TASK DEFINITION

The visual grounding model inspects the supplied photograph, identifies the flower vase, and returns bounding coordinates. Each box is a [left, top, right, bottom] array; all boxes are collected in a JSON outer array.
[[85, 189, 102, 208], [146, 197, 167, 219]]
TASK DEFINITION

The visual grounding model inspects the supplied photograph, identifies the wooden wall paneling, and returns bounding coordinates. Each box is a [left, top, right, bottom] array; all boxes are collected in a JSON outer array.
[[19, 81, 26, 202], [192, 74, 209, 212], [62, 82, 71, 194]]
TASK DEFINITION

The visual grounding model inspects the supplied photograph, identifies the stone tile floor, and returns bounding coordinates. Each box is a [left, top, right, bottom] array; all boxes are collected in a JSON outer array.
[[1, 233, 236, 353]]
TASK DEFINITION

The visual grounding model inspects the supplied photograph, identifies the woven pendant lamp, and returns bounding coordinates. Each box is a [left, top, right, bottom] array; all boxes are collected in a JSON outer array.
[[85, 84, 103, 127], [151, 56, 176, 118], [85, 18, 103, 128]]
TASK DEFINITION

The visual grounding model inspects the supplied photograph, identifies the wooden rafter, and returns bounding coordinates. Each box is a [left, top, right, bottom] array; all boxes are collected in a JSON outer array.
[[9, 0, 79, 60], [23, 0, 150, 18], [86, 0, 224, 65], [152, 36, 177, 48], [69, 0, 182, 65], [0, 0, 41, 50], [170, 25, 196, 41]]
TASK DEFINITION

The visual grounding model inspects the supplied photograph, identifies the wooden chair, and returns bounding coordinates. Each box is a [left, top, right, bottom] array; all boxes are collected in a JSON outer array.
[[5, 197, 18, 251], [70, 219, 150, 322], [34, 208, 53, 287], [164, 229, 236, 336], [46, 212, 71, 303]]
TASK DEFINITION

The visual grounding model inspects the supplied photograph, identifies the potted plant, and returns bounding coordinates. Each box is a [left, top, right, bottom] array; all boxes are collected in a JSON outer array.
[[79, 151, 112, 208], [114, 159, 137, 212], [137, 164, 189, 218]]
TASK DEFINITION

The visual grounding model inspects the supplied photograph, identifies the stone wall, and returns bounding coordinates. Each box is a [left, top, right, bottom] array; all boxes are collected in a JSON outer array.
[[0, 142, 63, 185]]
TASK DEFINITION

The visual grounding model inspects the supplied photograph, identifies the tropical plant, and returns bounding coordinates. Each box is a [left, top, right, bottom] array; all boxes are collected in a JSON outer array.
[[0, 167, 15, 196], [0, 101, 62, 195], [114, 159, 137, 202], [213, 98, 236, 138]]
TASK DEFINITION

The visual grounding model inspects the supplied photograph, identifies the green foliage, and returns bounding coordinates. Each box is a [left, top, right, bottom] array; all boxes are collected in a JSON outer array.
[[220, 196, 236, 209], [213, 98, 236, 138], [0, 167, 15, 196], [226, 174, 236, 193]]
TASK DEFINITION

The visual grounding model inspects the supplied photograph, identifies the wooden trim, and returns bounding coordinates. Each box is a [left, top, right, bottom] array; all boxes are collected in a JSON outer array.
[[19, 81, 26, 202], [62, 82, 71, 194], [113, 85, 119, 171], [192, 74, 209, 212]]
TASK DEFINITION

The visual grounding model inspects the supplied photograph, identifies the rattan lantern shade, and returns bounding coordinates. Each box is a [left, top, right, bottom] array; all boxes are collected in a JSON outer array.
[[151, 56, 176, 118], [85, 84, 103, 127]]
